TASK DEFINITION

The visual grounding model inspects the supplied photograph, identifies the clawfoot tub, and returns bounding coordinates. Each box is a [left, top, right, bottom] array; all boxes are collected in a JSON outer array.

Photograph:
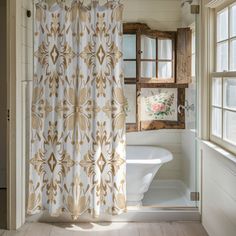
[[126, 146, 173, 206]]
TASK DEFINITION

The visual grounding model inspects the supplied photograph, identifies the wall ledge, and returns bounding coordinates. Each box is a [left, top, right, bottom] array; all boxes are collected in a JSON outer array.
[[200, 140, 236, 165]]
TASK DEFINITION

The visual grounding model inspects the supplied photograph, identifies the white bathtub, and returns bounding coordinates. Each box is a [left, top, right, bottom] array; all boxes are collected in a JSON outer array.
[[126, 145, 173, 206]]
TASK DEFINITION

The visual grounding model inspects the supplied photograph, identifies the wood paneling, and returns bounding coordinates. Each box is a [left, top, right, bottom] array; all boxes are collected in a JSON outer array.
[[127, 130, 183, 181], [201, 142, 236, 236], [176, 28, 192, 84]]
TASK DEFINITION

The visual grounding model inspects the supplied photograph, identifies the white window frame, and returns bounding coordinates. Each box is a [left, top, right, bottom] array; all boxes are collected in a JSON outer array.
[[210, 0, 236, 155]]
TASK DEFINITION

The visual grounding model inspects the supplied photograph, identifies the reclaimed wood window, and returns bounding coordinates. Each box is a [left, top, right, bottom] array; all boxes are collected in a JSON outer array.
[[123, 23, 191, 132]]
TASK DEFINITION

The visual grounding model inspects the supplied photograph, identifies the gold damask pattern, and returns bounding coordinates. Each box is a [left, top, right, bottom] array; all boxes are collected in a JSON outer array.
[[28, 1, 126, 219]]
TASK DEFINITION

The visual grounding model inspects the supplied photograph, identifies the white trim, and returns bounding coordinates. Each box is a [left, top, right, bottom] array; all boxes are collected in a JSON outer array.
[[201, 140, 236, 164], [211, 71, 236, 77], [26, 208, 200, 223], [209, 1, 236, 155], [198, 3, 214, 140], [206, 0, 225, 8], [7, 0, 25, 230], [210, 135, 236, 156], [206, 0, 234, 8]]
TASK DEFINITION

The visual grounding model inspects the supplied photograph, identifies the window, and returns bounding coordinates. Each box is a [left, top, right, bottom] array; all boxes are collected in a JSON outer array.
[[123, 23, 191, 132], [123, 34, 136, 80], [140, 33, 175, 83], [210, 2, 236, 153]]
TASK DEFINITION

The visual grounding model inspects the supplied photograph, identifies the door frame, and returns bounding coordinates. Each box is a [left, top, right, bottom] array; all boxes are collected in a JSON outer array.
[[7, 0, 25, 230]]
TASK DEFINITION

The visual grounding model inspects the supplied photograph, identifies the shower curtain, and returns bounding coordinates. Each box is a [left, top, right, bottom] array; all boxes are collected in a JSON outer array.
[[28, 0, 126, 219]]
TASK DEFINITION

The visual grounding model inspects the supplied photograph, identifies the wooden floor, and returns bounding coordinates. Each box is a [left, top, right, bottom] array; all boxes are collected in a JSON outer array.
[[0, 222, 208, 236]]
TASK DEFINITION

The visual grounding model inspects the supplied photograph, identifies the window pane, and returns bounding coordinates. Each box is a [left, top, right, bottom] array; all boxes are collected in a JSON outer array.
[[230, 4, 236, 37], [192, 31, 196, 54], [217, 41, 228, 72], [141, 35, 156, 60], [124, 61, 136, 78], [158, 62, 172, 78], [212, 107, 222, 137], [217, 8, 228, 42], [230, 39, 236, 71], [124, 84, 136, 123], [224, 110, 236, 144], [123, 34, 136, 59], [223, 78, 236, 110], [158, 39, 172, 60], [212, 78, 222, 106], [141, 61, 156, 78]]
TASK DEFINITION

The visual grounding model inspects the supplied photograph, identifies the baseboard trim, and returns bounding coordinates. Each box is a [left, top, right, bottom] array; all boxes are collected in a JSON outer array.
[[26, 207, 200, 223]]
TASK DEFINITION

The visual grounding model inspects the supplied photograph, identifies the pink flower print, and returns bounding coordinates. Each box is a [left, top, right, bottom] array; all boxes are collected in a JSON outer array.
[[151, 103, 166, 112]]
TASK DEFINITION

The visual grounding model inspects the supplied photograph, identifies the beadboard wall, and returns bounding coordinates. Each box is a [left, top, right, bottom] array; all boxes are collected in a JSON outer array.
[[201, 142, 236, 236], [67, 0, 182, 31], [37, 0, 182, 31], [127, 130, 184, 181]]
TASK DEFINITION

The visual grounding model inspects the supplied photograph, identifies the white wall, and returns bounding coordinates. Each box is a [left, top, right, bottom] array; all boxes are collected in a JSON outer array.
[[0, 0, 7, 188], [127, 130, 184, 181], [201, 142, 236, 236], [123, 0, 182, 30], [181, 130, 196, 193], [65, 0, 182, 31], [181, 0, 199, 27]]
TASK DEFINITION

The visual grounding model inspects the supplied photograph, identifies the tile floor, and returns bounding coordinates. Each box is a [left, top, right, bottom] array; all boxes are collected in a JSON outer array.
[[143, 188, 194, 207], [0, 222, 208, 236]]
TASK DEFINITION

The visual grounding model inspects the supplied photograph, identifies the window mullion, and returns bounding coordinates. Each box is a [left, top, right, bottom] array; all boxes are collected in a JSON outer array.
[[221, 77, 224, 139], [228, 6, 230, 71], [156, 37, 158, 79]]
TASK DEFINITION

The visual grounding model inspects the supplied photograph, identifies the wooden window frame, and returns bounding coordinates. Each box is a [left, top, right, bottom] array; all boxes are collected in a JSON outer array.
[[123, 24, 144, 132], [210, 1, 236, 155], [139, 30, 176, 84], [138, 84, 185, 131], [123, 23, 187, 132]]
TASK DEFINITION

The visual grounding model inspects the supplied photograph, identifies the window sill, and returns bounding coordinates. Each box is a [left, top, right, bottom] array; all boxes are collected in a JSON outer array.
[[201, 140, 236, 165]]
